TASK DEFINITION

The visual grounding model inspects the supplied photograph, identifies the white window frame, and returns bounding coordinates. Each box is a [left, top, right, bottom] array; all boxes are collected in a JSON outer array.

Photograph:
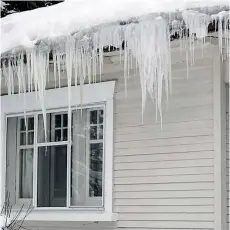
[[0, 81, 117, 222], [16, 115, 35, 206]]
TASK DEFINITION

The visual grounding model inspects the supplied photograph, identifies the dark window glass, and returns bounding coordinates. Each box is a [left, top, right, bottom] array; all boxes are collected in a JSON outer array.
[[37, 146, 67, 207], [55, 115, 62, 128], [63, 128, 68, 141], [55, 130, 61, 142], [63, 114, 68, 127], [89, 143, 103, 197], [90, 110, 97, 124]]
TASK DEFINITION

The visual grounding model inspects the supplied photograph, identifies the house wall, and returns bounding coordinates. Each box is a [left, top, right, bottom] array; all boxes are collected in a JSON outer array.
[[113, 56, 215, 230], [226, 86, 229, 228], [0, 45, 221, 229]]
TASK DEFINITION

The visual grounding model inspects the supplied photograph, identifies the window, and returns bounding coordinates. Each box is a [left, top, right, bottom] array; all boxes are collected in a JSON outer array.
[[2, 82, 116, 221], [6, 107, 105, 208]]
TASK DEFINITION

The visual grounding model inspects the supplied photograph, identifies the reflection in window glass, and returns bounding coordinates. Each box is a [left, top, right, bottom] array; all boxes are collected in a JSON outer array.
[[89, 143, 103, 197], [20, 117, 34, 131], [71, 108, 104, 207], [38, 113, 68, 143], [6, 106, 105, 208], [19, 149, 33, 198]]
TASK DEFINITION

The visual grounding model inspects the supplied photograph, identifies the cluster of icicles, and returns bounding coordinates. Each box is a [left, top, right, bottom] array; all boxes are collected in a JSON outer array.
[[1, 10, 229, 132]]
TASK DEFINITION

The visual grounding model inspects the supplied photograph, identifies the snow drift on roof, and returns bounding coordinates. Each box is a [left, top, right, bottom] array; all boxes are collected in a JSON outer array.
[[0, 0, 229, 54]]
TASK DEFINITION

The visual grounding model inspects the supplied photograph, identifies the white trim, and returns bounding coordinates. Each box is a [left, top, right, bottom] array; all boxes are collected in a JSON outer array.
[[0, 81, 116, 223], [1, 81, 115, 114], [10, 209, 118, 222], [213, 54, 227, 230]]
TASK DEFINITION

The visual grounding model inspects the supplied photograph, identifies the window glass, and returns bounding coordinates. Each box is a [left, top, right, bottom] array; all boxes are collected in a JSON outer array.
[[19, 117, 34, 145], [37, 146, 67, 207], [89, 143, 103, 197], [37, 113, 68, 143], [71, 108, 104, 207], [6, 106, 104, 208], [19, 149, 33, 199]]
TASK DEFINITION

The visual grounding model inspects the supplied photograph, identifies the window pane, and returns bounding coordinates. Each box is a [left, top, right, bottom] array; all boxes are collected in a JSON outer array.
[[90, 126, 97, 140], [55, 115, 62, 128], [37, 114, 51, 143], [63, 114, 68, 127], [71, 108, 103, 207], [20, 117, 34, 131], [89, 143, 103, 197], [28, 132, 34, 145], [99, 125, 103, 139], [28, 118, 34, 130], [6, 117, 17, 206], [38, 113, 69, 143], [20, 119, 26, 131], [98, 110, 103, 124], [20, 133, 26, 145], [19, 149, 33, 198], [90, 110, 97, 124], [55, 129, 61, 142], [63, 128, 68, 141], [37, 146, 67, 207]]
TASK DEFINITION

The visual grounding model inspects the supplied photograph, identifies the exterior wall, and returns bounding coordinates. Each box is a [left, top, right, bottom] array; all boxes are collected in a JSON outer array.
[[227, 86, 229, 228], [1, 47, 218, 229], [113, 57, 214, 229]]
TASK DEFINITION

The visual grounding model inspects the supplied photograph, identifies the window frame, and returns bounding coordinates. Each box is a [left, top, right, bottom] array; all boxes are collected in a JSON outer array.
[[1, 81, 116, 222], [16, 115, 35, 206]]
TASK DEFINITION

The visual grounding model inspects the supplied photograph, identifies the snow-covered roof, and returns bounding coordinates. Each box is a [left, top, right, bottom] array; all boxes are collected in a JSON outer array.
[[0, 0, 229, 55]]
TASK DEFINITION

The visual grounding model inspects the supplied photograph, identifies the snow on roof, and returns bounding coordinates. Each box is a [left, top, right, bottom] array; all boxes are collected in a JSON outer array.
[[0, 0, 229, 55]]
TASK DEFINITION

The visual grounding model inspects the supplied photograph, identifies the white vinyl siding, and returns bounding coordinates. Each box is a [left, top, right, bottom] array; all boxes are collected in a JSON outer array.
[[113, 58, 214, 230]]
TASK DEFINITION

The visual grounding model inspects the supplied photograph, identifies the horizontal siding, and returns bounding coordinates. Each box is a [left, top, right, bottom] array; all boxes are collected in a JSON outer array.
[[117, 220, 213, 228], [116, 119, 213, 134], [114, 59, 214, 229], [116, 127, 213, 142], [115, 159, 214, 171], [115, 205, 214, 213], [115, 182, 214, 191], [115, 174, 214, 184]]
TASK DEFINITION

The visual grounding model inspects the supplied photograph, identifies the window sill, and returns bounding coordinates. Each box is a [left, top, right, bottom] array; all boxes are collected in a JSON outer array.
[[12, 209, 118, 222]]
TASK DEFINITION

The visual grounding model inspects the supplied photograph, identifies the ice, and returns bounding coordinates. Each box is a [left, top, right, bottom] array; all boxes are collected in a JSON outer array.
[[0, 0, 229, 131], [217, 11, 229, 59], [1, 0, 229, 55]]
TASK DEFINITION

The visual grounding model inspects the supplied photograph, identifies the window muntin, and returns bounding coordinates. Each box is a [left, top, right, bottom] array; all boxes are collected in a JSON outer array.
[[6, 106, 104, 208]]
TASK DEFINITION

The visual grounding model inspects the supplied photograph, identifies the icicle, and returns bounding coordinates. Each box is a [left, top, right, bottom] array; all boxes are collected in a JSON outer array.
[[124, 16, 171, 125], [26, 51, 31, 92], [53, 50, 57, 88], [218, 11, 229, 60], [182, 10, 210, 67], [56, 52, 61, 88], [65, 36, 75, 141], [30, 48, 48, 142], [211, 14, 218, 32], [7, 59, 11, 95]]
